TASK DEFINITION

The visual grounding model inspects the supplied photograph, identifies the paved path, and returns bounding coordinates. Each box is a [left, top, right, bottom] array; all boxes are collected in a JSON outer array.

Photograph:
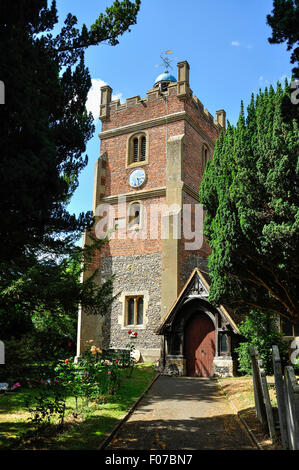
[[107, 376, 255, 450]]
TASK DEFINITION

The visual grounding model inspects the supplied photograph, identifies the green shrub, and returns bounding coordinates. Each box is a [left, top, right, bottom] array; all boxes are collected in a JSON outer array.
[[0, 332, 73, 382], [236, 310, 289, 375]]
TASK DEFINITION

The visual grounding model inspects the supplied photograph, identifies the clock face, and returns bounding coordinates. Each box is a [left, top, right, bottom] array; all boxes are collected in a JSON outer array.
[[129, 168, 146, 188]]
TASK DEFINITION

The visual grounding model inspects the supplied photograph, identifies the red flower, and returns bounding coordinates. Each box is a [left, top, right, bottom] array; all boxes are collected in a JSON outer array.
[[133, 332, 138, 337], [68, 342, 72, 348], [115, 359, 118, 363], [128, 330, 132, 335], [64, 358, 70, 364]]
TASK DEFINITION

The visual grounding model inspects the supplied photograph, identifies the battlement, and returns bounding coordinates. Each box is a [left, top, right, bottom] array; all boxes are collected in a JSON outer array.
[[100, 61, 226, 131]]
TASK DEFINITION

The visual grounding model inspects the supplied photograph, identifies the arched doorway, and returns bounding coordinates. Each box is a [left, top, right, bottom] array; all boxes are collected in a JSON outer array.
[[184, 312, 216, 377]]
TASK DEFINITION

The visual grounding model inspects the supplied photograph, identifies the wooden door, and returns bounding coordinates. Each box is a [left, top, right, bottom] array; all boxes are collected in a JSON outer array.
[[184, 312, 216, 377]]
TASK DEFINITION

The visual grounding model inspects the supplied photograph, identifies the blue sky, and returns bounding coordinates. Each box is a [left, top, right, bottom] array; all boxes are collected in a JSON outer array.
[[55, 0, 292, 219]]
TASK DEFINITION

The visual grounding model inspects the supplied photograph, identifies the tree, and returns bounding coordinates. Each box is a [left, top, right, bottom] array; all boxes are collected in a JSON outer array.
[[235, 310, 288, 375], [0, 0, 140, 264], [199, 81, 299, 324], [267, 0, 299, 78], [0, 239, 115, 363], [0, 0, 140, 353]]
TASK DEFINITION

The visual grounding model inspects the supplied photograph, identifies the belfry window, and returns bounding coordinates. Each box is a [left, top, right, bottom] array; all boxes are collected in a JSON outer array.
[[128, 133, 147, 165], [202, 144, 210, 172], [125, 296, 144, 326]]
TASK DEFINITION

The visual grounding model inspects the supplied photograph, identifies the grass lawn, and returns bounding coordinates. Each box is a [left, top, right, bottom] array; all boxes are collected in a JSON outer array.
[[218, 376, 279, 450], [0, 363, 156, 450]]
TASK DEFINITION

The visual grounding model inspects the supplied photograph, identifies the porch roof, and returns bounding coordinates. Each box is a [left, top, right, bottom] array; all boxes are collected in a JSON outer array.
[[155, 268, 240, 335]]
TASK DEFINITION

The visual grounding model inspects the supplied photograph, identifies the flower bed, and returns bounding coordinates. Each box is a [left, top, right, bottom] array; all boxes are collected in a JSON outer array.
[[0, 363, 155, 450]]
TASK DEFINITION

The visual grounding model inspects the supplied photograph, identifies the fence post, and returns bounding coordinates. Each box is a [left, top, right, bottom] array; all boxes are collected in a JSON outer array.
[[272, 345, 288, 449], [284, 366, 299, 450], [248, 346, 267, 426], [258, 359, 276, 442]]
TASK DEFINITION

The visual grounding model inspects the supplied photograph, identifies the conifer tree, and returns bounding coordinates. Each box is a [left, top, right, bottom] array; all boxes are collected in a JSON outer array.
[[267, 0, 299, 78], [200, 82, 299, 324], [0, 1, 140, 342], [0, 0, 140, 263]]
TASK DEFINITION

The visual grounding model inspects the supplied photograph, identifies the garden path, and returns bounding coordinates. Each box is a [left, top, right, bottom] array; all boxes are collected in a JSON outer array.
[[105, 376, 256, 450]]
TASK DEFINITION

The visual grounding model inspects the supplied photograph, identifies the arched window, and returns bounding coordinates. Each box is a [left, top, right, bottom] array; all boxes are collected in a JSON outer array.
[[128, 201, 141, 230], [137, 297, 144, 325], [128, 132, 148, 166], [202, 144, 210, 173], [127, 298, 135, 325], [219, 333, 228, 354]]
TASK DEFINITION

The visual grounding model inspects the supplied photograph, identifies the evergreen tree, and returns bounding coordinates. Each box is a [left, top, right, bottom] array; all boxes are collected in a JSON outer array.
[[267, 0, 299, 78], [0, 0, 140, 346], [0, 0, 140, 263], [200, 82, 299, 324]]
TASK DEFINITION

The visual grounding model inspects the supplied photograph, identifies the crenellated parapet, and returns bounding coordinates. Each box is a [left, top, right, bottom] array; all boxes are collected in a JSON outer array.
[[99, 60, 226, 132]]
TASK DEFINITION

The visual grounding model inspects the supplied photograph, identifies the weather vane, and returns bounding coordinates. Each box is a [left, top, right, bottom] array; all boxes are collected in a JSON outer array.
[[160, 50, 173, 71]]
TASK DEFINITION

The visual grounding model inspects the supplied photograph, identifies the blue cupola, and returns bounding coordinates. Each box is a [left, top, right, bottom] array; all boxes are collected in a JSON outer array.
[[154, 70, 177, 89]]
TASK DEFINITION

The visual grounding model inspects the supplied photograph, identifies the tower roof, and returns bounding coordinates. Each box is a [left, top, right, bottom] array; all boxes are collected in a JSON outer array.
[[154, 71, 177, 87]]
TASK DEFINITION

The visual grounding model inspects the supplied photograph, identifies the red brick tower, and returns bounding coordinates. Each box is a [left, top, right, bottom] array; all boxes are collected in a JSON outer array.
[[77, 61, 225, 363]]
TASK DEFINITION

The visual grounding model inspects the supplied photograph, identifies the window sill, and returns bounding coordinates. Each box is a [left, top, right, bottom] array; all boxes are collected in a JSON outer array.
[[126, 160, 148, 169], [128, 225, 141, 231], [123, 325, 145, 329]]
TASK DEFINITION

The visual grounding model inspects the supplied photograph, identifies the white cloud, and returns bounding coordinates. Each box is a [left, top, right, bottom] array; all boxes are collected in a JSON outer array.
[[112, 91, 123, 102], [231, 41, 240, 47], [86, 78, 124, 120]]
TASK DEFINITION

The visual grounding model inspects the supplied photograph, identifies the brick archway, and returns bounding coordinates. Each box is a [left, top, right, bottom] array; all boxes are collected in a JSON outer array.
[[184, 312, 216, 377]]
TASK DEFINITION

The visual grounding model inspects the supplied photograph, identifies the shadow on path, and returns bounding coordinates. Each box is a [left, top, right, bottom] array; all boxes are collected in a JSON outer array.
[[106, 376, 255, 450]]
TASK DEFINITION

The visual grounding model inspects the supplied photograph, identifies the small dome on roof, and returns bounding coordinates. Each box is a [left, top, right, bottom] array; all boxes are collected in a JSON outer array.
[[154, 71, 177, 87]]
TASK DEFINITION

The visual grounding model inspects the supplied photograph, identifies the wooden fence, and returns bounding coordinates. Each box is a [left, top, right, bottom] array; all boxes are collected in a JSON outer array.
[[249, 345, 299, 450]]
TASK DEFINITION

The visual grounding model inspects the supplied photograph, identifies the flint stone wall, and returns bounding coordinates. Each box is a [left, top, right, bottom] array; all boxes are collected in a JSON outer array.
[[180, 253, 208, 288], [213, 358, 234, 377], [101, 253, 162, 351]]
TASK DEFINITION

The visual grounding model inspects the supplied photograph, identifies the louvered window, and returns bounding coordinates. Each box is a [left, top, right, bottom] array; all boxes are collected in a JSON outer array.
[[140, 136, 146, 161], [133, 138, 138, 162], [129, 133, 147, 165], [202, 144, 210, 172]]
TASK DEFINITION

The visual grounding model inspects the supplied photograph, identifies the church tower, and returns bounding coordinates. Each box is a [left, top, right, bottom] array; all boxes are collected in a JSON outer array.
[[77, 61, 233, 374]]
